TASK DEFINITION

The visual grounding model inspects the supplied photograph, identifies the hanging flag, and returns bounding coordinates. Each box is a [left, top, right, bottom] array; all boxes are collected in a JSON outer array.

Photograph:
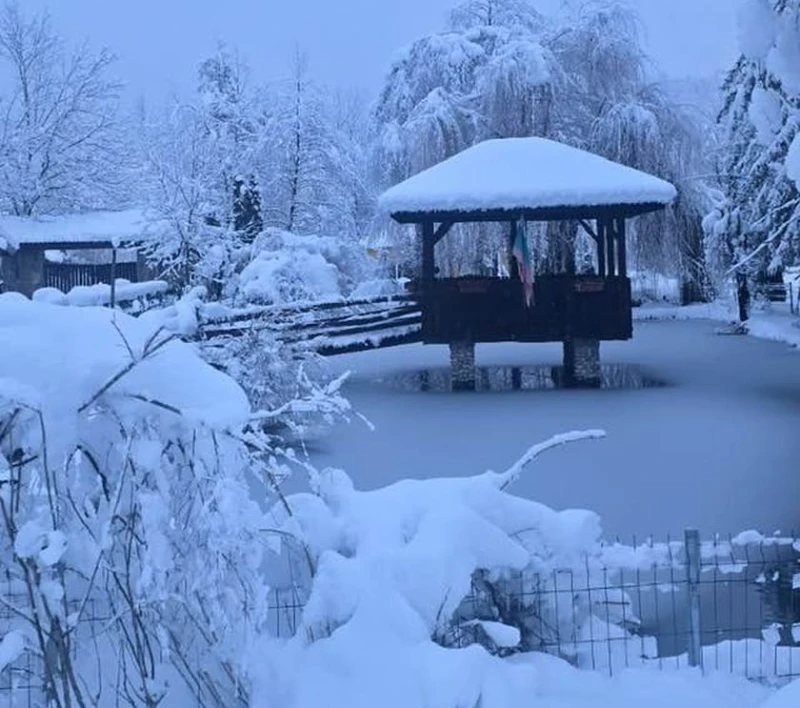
[[512, 217, 535, 307]]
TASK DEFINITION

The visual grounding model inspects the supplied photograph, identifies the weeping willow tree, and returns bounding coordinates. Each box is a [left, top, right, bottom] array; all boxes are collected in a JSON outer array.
[[372, 3, 557, 277], [546, 1, 710, 299], [371, 0, 709, 292]]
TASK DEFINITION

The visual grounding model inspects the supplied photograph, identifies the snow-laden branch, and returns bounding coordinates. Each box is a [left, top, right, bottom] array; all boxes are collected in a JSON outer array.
[[495, 429, 606, 491]]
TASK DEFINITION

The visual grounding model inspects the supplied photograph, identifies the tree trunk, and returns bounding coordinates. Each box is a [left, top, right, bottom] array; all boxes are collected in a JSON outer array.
[[736, 272, 750, 322]]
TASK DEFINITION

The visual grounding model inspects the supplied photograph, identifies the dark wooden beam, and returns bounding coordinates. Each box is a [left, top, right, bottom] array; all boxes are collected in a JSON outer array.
[[390, 202, 667, 226], [578, 219, 599, 243], [616, 218, 627, 277], [433, 221, 454, 245], [422, 220, 435, 285], [596, 219, 607, 276]]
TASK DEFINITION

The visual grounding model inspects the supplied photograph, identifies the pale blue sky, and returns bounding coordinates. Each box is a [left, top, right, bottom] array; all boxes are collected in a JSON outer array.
[[25, 0, 743, 101]]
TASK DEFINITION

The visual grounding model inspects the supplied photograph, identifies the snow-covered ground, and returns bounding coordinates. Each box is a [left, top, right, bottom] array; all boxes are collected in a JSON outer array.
[[635, 300, 800, 349], [310, 318, 800, 540]]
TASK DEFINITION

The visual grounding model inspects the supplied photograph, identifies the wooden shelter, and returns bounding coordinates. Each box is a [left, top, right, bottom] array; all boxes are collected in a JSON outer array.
[[0, 210, 149, 297], [379, 138, 677, 389]]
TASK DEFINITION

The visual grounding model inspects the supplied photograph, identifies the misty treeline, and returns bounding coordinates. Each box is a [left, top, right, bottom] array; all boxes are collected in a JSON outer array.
[[0, 0, 798, 300]]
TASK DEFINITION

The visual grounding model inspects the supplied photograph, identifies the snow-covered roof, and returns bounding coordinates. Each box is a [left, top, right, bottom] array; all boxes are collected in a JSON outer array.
[[379, 138, 677, 219], [0, 209, 147, 251]]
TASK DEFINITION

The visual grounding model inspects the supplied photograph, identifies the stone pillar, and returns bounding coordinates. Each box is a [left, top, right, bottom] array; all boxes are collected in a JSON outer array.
[[563, 338, 601, 388], [450, 341, 476, 391]]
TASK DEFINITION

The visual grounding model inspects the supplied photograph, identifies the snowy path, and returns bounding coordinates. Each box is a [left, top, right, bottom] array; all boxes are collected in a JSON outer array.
[[307, 320, 800, 540]]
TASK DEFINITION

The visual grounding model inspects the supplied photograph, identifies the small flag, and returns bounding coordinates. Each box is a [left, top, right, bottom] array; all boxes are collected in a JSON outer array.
[[512, 218, 535, 307]]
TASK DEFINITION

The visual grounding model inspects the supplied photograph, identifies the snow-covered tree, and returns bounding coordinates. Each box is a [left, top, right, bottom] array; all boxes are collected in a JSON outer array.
[[547, 1, 710, 296], [259, 51, 368, 240], [143, 101, 239, 291], [449, 0, 547, 31], [198, 45, 264, 242], [707, 0, 800, 306], [372, 6, 558, 275], [0, 2, 124, 215], [371, 0, 707, 286]]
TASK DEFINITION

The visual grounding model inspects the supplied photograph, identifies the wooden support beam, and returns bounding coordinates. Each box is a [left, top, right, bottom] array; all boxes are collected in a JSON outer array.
[[606, 221, 616, 277], [433, 221, 454, 245], [616, 218, 627, 277], [422, 221, 436, 284], [596, 220, 607, 276], [578, 219, 599, 243], [391, 201, 669, 225]]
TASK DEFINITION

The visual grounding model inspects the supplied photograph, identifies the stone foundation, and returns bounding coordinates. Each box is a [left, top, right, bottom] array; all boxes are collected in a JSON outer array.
[[563, 338, 601, 388], [450, 341, 476, 391]]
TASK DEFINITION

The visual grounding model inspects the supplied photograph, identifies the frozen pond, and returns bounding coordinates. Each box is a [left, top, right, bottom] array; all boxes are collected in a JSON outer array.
[[308, 319, 800, 541]]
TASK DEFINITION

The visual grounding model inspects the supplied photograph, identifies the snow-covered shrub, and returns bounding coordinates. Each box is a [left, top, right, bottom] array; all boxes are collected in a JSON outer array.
[[0, 295, 278, 707], [204, 330, 354, 443], [153, 287, 355, 443], [255, 431, 653, 707], [236, 228, 371, 306]]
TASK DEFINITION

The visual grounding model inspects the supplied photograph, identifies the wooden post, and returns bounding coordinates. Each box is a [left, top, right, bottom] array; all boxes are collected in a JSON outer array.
[[422, 221, 435, 286], [606, 223, 616, 277], [110, 247, 117, 309], [616, 218, 627, 277], [596, 220, 606, 277]]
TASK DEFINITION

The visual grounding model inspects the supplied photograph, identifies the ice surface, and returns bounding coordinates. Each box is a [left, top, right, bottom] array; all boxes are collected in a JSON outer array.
[[309, 319, 800, 540], [379, 137, 677, 215]]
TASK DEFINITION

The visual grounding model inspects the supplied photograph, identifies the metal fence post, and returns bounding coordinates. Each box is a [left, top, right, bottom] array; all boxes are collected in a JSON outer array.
[[684, 528, 704, 672]]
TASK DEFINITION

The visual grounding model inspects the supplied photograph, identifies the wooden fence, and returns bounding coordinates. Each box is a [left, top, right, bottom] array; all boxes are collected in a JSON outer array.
[[43, 262, 138, 292]]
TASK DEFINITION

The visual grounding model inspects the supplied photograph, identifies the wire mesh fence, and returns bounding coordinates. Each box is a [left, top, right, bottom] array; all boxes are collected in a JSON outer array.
[[265, 529, 800, 686], [0, 587, 111, 708], [3, 530, 799, 706]]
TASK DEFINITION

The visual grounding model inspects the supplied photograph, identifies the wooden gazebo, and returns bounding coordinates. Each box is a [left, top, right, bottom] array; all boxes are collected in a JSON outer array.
[[379, 138, 677, 389]]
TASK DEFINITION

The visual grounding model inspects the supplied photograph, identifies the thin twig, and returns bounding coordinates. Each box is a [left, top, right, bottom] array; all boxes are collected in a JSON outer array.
[[495, 430, 607, 491]]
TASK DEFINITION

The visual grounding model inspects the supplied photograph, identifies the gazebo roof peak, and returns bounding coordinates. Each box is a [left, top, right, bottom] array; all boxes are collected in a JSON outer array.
[[379, 137, 677, 223]]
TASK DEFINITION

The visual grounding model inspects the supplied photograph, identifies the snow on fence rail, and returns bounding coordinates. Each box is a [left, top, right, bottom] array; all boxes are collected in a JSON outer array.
[[32, 278, 171, 309], [196, 293, 423, 355], [265, 529, 800, 687]]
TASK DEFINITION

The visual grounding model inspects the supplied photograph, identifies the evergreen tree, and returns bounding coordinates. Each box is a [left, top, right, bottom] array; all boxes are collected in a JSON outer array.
[[706, 0, 800, 310]]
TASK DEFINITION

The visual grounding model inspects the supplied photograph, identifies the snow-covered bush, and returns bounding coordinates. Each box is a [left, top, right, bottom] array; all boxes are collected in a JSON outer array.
[[0, 295, 278, 707], [236, 228, 371, 306], [152, 287, 355, 443], [254, 430, 657, 707]]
